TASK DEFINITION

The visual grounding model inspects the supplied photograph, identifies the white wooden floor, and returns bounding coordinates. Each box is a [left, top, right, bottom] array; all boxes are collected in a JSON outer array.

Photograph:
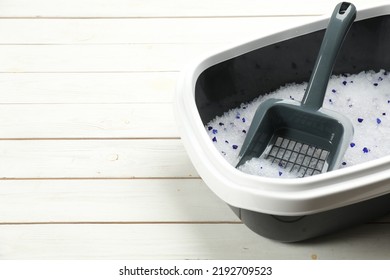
[[0, 0, 390, 259]]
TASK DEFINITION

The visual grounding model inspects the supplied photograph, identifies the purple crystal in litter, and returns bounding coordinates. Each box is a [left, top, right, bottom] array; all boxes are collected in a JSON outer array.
[[212, 129, 218, 134], [363, 147, 369, 153], [342, 81, 347, 85], [350, 142, 356, 148], [376, 118, 382, 124], [212, 137, 217, 142], [232, 145, 238, 150], [208, 126, 212, 131], [357, 118, 364, 123]]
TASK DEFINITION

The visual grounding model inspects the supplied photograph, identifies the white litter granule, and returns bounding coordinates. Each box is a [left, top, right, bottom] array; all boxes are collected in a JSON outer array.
[[205, 70, 390, 178]]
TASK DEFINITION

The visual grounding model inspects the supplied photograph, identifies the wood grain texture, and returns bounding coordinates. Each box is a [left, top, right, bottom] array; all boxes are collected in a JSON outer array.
[[0, 44, 222, 73], [0, 0, 388, 260], [0, 223, 389, 259], [0, 179, 237, 223], [0, 73, 176, 104], [0, 104, 178, 138], [0, 140, 198, 178], [0, 17, 316, 44], [0, 0, 331, 18]]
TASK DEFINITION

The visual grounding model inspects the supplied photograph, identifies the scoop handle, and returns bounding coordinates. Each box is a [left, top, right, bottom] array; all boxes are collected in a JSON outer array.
[[301, 2, 356, 110]]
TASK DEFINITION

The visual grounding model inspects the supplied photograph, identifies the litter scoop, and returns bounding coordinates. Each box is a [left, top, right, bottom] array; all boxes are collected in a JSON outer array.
[[236, 2, 356, 177]]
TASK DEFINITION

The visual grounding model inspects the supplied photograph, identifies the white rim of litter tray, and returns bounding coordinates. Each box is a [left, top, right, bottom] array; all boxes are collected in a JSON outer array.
[[175, 3, 390, 216]]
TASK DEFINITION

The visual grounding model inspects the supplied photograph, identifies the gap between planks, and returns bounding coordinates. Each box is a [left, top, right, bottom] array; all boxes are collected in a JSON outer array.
[[0, 15, 320, 20], [0, 221, 242, 225], [0, 0, 337, 18], [0, 177, 201, 180], [0, 138, 180, 140]]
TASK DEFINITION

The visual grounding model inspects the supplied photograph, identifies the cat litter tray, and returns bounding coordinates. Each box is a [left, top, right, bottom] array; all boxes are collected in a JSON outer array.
[[175, 3, 390, 242]]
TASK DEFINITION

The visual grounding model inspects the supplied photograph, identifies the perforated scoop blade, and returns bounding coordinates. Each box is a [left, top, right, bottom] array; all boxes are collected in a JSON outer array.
[[236, 2, 356, 177], [265, 136, 330, 177]]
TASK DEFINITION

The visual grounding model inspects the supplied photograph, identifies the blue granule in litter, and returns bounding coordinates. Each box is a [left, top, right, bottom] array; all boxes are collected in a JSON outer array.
[[374, 83, 379, 86], [278, 171, 283, 176], [212, 129, 218, 134], [206, 70, 390, 178]]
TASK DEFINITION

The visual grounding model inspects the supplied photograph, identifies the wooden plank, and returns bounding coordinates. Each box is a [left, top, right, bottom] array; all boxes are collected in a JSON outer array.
[[0, 104, 178, 138], [0, 44, 222, 72], [0, 179, 238, 223], [0, 0, 333, 18], [0, 73, 176, 104], [0, 139, 198, 179], [0, 17, 317, 44], [0, 223, 389, 259]]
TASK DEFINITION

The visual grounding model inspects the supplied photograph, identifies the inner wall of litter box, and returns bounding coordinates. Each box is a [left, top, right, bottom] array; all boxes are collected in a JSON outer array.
[[195, 16, 390, 125]]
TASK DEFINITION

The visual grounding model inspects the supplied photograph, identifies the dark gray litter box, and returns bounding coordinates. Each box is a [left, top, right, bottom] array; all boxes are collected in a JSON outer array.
[[175, 3, 390, 242]]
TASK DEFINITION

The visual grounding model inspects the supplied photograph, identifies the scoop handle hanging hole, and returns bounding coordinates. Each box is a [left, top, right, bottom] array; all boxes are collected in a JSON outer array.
[[339, 2, 352, 14], [301, 2, 356, 110]]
